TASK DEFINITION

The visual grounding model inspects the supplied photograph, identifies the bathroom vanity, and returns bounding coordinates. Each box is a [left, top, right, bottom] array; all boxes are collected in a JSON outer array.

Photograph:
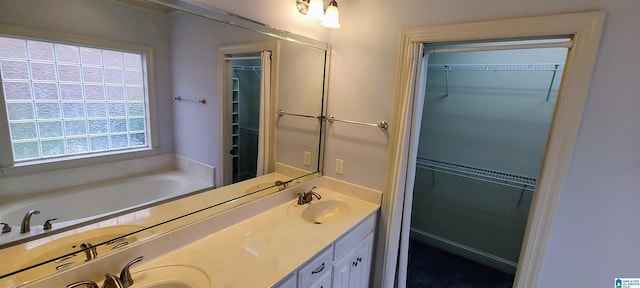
[[15, 177, 380, 288]]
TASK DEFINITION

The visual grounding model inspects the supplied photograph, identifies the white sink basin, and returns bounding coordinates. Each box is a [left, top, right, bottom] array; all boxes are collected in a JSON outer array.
[[132, 264, 210, 288], [292, 200, 351, 224]]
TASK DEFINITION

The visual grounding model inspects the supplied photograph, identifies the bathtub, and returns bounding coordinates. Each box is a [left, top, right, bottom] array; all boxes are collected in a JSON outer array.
[[0, 171, 213, 235]]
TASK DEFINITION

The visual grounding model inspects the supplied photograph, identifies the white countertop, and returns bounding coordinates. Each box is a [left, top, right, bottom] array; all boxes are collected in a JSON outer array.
[[132, 187, 379, 287]]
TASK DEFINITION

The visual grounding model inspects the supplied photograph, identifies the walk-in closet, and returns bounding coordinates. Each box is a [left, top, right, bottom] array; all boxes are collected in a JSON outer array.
[[407, 40, 569, 287], [229, 57, 262, 182]]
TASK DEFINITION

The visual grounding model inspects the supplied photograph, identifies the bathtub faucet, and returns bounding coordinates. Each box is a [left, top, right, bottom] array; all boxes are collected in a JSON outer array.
[[20, 210, 40, 233], [275, 180, 289, 190]]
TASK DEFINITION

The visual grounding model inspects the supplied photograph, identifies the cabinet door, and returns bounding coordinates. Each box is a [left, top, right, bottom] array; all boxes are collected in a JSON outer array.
[[273, 273, 296, 288], [349, 233, 374, 288], [332, 248, 356, 288]]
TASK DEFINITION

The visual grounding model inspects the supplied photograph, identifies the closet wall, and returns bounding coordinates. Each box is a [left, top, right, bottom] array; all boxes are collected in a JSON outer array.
[[410, 46, 567, 273]]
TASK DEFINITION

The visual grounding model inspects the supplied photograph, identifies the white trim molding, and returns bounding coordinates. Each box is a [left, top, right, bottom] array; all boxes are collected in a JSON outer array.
[[381, 11, 605, 288]]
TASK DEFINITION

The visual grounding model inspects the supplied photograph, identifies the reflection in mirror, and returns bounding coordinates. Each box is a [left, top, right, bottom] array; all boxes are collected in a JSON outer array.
[[0, 0, 327, 284], [227, 55, 265, 183]]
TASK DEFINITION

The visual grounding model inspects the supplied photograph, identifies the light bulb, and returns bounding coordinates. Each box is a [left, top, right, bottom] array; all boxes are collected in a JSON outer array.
[[321, 1, 341, 28], [306, 0, 325, 21]]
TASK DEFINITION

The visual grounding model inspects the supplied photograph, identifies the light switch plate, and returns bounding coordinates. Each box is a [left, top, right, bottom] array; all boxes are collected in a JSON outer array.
[[304, 151, 311, 166], [336, 159, 344, 175]]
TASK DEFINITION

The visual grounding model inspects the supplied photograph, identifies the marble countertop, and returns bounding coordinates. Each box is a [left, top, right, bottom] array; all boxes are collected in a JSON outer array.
[[131, 187, 379, 287], [0, 172, 296, 287]]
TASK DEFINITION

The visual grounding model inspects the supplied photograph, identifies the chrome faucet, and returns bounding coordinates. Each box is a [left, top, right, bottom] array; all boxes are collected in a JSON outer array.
[[297, 186, 321, 205], [102, 273, 124, 288], [20, 210, 40, 233], [119, 256, 144, 287], [80, 242, 98, 261], [102, 256, 144, 288], [66, 280, 99, 288]]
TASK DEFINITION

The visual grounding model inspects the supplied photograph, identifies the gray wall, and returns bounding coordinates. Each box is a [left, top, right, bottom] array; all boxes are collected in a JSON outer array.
[[420, 47, 567, 177], [275, 41, 326, 172], [169, 11, 269, 186]]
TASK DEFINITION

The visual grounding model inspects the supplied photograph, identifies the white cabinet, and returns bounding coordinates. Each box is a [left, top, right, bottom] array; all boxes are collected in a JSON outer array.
[[332, 233, 374, 288], [273, 214, 376, 288], [274, 273, 297, 288], [307, 270, 332, 288]]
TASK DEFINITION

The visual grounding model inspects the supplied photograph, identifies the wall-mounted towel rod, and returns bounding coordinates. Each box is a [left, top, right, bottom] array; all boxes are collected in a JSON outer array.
[[174, 96, 206, 104], [326, 115, 389, 131], [277, 110, 389, 131], [277, 109, 322, 120]]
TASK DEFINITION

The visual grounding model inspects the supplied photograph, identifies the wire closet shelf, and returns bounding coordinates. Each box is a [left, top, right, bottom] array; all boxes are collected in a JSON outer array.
[[416, 158, 537, 192], [427, 63, 564, 71], [232, 65, 262, 71]]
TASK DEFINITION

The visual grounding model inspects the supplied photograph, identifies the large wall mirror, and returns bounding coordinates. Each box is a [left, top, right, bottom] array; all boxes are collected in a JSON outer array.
[[0, 0, 327, 284]]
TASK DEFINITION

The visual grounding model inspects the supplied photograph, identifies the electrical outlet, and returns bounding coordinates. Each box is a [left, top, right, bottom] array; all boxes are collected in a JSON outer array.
[[304, 151, 311, 166], [336, 159, 344, 175]]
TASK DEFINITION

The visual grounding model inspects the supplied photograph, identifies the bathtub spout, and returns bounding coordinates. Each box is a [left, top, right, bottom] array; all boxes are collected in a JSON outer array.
[[20, 210, 40, 233]]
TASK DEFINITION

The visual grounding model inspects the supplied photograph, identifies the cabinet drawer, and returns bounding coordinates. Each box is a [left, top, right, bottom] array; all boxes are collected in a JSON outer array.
[[334, 214, 375, 259], [307, 270, 332, 288], [298, 246, 333, 287]]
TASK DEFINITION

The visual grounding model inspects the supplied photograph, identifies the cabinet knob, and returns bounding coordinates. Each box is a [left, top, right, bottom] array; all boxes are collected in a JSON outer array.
[[352, 261, 358, 267], [357, 257, 362, 263]]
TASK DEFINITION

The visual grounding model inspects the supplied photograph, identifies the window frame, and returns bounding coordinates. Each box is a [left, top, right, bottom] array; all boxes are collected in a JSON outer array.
[[0, 24, 159, 177]]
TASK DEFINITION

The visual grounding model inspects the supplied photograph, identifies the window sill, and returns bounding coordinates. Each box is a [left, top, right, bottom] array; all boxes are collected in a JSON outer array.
[[0, 148, 160, 178]]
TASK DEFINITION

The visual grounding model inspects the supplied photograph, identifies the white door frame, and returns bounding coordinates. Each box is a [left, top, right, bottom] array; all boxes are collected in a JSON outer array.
[[218, 41, 280, 186], [377, 11, 604, 288]]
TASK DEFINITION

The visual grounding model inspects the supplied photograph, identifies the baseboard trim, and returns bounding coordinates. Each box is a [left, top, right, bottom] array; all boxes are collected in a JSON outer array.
[[410, 227, 517, 274]]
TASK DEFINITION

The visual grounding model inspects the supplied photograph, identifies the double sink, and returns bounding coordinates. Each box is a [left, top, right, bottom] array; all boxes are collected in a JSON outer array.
[[14, 187, 358, 288], [118, 194, 353, 288]]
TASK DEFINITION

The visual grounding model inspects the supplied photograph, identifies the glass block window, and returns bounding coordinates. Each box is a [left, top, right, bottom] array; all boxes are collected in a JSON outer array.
[[0, 36, 148, 162]]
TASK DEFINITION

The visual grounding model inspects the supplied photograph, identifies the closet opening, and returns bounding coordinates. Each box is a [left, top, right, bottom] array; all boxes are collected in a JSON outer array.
[[405, 38, 569, 287], [223, 51, 272, 184]]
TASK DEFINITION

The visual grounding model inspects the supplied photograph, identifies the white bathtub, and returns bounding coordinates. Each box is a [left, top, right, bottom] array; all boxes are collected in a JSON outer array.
[[0, 171, 212, 233]]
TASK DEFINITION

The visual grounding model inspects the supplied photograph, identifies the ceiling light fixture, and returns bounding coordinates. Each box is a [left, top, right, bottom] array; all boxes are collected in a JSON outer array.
[[306, 0, 325, 21], [296, 0, 341, 29], [320, 0, 341, 29]]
